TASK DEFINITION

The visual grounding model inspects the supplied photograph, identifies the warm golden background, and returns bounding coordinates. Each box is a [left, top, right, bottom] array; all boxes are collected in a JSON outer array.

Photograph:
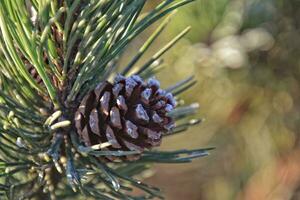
[[123, 0, 300, 199]]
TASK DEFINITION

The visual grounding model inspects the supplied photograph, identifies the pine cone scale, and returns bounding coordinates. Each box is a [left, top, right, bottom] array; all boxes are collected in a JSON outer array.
[[124, 120, 139, 139], [110, 107, 122, 129], [89, 108, 100, 134], [106, 125, 122, 149], [100, 91, 111, 116]]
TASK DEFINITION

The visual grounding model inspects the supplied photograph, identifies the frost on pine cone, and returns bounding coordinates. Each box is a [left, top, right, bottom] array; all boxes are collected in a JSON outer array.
[[75, 75, 176, 160]]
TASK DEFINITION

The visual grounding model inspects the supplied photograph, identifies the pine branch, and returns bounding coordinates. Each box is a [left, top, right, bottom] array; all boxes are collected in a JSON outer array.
[[0, 1, 211, 199]]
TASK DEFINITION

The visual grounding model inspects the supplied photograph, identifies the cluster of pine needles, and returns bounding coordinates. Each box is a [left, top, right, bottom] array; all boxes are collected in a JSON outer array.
[[0, 0, 212, 199]]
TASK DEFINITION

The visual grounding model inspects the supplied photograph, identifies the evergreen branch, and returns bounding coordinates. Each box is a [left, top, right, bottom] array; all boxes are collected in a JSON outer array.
[[0, 1, 209, 199], [173, 80, 197, 96], [136, 26, 191, 75], [0, 7, 43, 96], [168, 103, 200, 119], [166, 75, 195, 92], [166, 118, 202, 136], [67, 0, 194, 102], [139, 59, 165, 79], [0, 1, 60, 108], [121, 11, 176, 76], [140, 148, 214, 163], [62, 0, 82, 66]]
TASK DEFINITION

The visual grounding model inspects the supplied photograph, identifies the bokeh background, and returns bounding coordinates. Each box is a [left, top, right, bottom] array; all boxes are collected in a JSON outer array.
[[123, 0, 300, 199]]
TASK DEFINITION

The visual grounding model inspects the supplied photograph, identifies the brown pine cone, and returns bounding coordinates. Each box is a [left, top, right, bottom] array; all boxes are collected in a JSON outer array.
[[74, 75, 176, 161]]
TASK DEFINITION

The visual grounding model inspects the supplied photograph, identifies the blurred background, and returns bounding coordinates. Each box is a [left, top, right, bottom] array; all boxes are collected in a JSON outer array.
[[124, 0, 300, 199]]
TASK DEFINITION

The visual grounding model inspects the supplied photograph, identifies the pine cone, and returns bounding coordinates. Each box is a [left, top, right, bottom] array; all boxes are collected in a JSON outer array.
[[74, 75, 176, 160]]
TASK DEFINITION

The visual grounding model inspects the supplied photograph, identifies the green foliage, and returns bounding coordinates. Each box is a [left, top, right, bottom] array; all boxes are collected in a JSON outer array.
[[0, 0, 210, 199]]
